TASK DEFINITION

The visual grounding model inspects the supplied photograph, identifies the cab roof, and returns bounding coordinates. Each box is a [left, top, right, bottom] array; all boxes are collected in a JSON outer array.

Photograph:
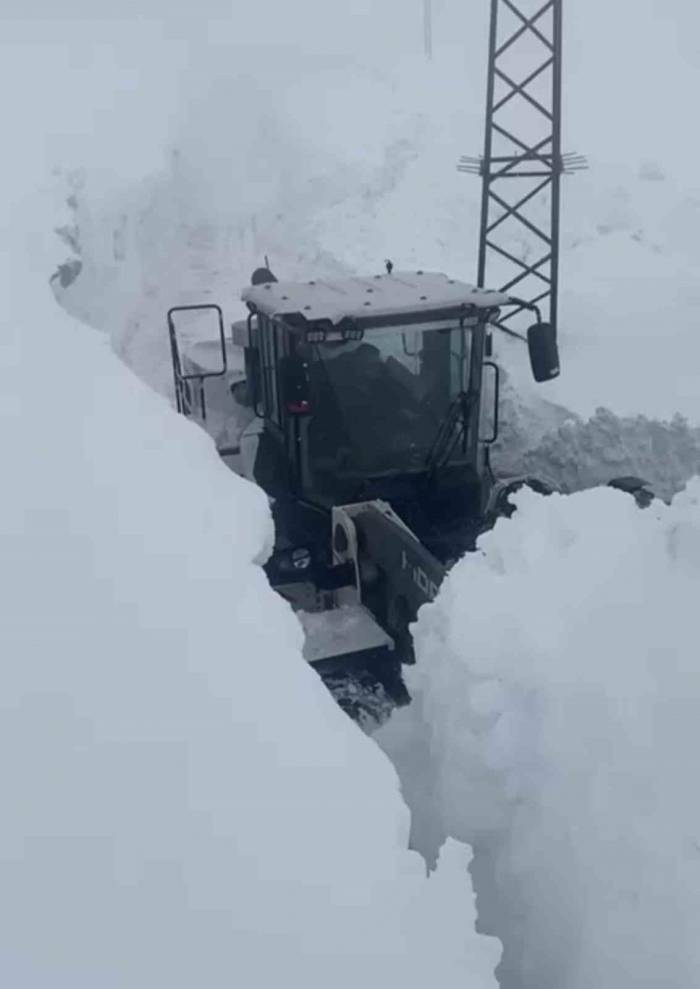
[[241, 271, 510, 326]]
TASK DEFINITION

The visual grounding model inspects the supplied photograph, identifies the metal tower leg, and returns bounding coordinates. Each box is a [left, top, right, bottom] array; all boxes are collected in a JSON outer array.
[[460, 0, 585, 339]]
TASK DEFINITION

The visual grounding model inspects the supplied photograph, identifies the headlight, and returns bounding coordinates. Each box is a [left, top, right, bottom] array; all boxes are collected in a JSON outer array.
[[277, 547, 312, 575], [291, 548, 312, 570]]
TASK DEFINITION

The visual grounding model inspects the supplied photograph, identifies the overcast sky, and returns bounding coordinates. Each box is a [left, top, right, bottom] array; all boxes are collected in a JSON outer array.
[[3, 1, 699, 214]]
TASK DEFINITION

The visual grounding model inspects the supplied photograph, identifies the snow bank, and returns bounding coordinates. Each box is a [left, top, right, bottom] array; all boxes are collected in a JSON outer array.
[[0, 197, 502, 983], [517, 408, 700, 502], [384, 483, 700, 988], [492, 395, 700, 504]]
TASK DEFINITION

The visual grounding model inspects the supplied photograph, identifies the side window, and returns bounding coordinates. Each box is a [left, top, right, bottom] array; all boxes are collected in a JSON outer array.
[[259, 316, 281, 425]]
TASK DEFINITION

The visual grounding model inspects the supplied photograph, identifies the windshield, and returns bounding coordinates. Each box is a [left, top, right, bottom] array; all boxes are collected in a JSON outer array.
[[303, 321, 471, 482]]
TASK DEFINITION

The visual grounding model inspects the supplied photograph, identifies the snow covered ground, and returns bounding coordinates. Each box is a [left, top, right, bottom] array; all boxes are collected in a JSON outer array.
[[5, 0, 700, 986]]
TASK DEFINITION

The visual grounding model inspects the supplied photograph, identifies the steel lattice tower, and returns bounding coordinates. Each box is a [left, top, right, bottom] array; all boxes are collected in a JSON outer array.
[[460, 0, 584, 338]]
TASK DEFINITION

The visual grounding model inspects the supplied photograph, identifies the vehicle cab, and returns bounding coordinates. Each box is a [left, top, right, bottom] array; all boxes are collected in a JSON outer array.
[[241, 271, 513, 516], [168, 268, 559, 571]]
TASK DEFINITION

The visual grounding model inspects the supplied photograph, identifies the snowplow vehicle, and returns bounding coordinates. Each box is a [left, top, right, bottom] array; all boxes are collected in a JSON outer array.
[[163, 3, 652, 720], [167, 268, 561, 708]]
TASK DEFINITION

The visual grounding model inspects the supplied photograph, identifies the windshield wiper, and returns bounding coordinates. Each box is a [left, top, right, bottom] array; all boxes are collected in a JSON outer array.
[[424, 390, 477, 478]]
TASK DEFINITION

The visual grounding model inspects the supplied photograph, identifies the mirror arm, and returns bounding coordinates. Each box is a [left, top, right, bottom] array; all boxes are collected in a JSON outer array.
[[506, 296, 543, 324]]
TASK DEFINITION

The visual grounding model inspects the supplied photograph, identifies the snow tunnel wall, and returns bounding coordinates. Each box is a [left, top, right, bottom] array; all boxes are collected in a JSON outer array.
[[0, 193, 502, 987], [393, 484, 700, 989]]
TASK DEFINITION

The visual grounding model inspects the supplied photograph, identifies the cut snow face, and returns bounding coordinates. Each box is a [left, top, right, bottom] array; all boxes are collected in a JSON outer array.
[[0, 221, 502, 986], [379, 482, 700, 989]]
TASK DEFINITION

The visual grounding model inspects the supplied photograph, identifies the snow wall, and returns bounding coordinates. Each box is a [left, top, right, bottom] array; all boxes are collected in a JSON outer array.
[[379, 483, 700, 989], [0, 207, 501, 986]]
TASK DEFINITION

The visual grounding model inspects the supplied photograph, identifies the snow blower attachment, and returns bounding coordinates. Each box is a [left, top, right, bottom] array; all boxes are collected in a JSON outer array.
[[167, 270, 560, 714]]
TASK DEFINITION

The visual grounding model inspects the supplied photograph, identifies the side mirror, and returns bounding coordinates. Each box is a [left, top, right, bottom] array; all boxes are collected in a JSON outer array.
[[527, 322, 560, 383]]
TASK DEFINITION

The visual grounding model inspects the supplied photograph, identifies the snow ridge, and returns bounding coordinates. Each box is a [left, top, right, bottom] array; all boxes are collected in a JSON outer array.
[[385, 482, 700, 989]]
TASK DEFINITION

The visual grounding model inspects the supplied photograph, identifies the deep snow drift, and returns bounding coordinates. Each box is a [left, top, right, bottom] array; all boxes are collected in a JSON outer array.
[[380, 483, 700, 988], [7, 1, 700, 985], [0, 196, 502, 983], [492, 389, 700, 503]]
